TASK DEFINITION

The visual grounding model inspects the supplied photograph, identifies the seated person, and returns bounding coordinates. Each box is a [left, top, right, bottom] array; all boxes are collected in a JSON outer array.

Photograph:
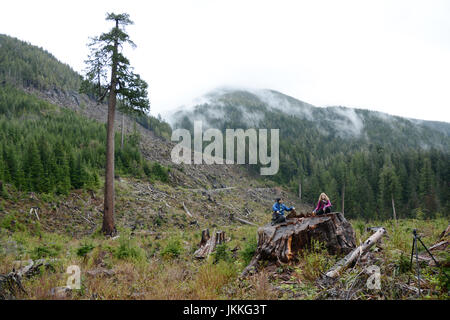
[[313, 193, 332, 215], [272, 197, 294, 225]]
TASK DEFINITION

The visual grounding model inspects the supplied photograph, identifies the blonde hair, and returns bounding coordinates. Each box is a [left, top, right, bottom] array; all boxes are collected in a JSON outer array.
[[318, 193, 330, 202]]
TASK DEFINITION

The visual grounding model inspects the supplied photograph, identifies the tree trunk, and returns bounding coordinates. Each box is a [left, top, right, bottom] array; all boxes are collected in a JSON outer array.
[[298, 180, 301, 200], [121, 113, 125, 149], [391, 193, 397, 222], [242, 212, 356, 276], [97, 68, 101, 97], [102, 26, 119, 236], [325, 227, 386, 278], [341, 184, 345, 215]]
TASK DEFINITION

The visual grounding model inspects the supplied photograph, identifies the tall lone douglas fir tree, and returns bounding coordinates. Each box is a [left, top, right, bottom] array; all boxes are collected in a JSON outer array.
[[83, 13, 150, 235]]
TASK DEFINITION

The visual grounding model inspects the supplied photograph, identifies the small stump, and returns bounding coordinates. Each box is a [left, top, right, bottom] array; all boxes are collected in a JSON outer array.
[[194, 229, 226, 259]]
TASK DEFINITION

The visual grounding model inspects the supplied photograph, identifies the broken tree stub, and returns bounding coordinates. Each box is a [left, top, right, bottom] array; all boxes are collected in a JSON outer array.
[[194, 229, 226, 259], [242, 212, 356, 275]]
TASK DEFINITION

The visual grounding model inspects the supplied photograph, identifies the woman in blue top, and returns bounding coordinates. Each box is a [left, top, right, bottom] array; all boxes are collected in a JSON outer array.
[[272, 198, 294, 225]]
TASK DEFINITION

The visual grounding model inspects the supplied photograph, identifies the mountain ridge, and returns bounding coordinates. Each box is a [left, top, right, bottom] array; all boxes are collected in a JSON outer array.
[[169, 87, 450, 136], [171, 87, 450, 218]]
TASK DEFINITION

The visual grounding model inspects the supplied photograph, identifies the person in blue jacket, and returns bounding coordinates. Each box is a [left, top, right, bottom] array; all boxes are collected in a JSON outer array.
[[271, 197, 295, 225]]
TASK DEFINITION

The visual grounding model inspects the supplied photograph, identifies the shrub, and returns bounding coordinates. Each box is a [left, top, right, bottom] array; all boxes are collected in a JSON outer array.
[[296, 239, 332, 281], [146, 162, 169, 182], [76, 242, 95, 257], [414, 208, 427, 220], [213, 243, 231, 263], [241, 236, 258, 265], [161, 238, 183, 259], [353, 220, 366, 238], [31, 243, 62, 259], [153, 215, 164, 227], [0, 184, 9, 199], [395, 252, 412, 274], [0, 213, 25, 232], [114, 238, 144, 261]]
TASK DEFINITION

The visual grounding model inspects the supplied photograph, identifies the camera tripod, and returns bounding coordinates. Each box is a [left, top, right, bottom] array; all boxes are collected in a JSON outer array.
[[408, 229, 449, 296]]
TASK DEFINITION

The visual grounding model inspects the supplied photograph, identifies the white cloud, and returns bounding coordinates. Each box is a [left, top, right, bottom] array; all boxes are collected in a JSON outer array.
[[1, 0, 449, 122]]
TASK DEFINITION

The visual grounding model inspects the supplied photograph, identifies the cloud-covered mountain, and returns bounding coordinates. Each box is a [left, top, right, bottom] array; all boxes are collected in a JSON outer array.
[[171, 87, 450, 151]]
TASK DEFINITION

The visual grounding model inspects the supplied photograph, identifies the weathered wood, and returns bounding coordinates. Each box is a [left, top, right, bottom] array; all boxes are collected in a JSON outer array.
[[325, 227, 386, 278], [199, 229, 210, 247], [235, 217, 257, 226], [285, 208, 309, 219], [1, 259, 56, 299], [366, 226, 384, 233], [194, 230, 226, 259], [182, 202, 193, 218], [29, 207, 40, 221], [242, 212, 356, 276], [162, 199, 171, 208], [189, 187, 236, 193], [391, 194, 397, 222], [86, 268, 115, 277], [428, 240, 448, 252], [438, 224, 450, 240]]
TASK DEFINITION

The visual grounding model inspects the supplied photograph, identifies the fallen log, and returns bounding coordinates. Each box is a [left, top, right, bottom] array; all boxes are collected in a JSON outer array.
[[235, 217, 257, 226], [428, 240, 448, 252], [241, 212, 356, 276], [182, 202, 193, 218], [194, 229, 226, 259], [1, 259, 56, 299], [366, 226, 384, 233], [325, 227, 386, 278]]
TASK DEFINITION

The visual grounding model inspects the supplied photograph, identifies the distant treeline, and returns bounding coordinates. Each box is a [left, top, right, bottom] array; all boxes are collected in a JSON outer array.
[[286, 147, 450, 220]]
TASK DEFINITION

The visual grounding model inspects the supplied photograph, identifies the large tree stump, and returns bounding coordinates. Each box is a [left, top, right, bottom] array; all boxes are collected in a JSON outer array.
[[242, 212, 356, 276]]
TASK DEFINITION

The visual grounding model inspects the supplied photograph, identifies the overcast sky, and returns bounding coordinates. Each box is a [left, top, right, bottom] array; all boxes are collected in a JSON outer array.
[[2, 0, 450, 122]]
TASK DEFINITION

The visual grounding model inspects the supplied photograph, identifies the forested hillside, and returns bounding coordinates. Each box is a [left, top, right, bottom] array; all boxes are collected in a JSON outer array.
[[0, 34, 174, 199], [0, 34, 171, 141], [0, 34, 81, 91], [172, 89, 450, 219], [0, 85, 168, 196]]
